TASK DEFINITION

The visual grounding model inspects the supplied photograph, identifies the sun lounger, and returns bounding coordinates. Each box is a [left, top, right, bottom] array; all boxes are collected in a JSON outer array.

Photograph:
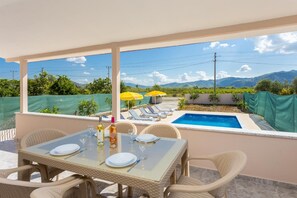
[[148, 105, 172, 116], [128, 109, 156, 121], [139, 108, 162, 120], [156, 105, 175, 112], [120, 114, 125, 119], [144, 107, 167, 118]]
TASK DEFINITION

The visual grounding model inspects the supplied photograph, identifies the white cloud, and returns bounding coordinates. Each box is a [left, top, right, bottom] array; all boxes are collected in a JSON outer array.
[[148, 71, 173, 84], [216, 71, 230, 79], [203, 41, 231, 50], [210, 42, 220, 48], [254, 32, 297, 54], [219, 43, 229, 48], [279, 32, 297, 43], [237, 64, 252, 73], [83, 71, 90, 75], [90, 67, 95, 71], [231, 44, 236, 47], [254, 36, 274, 53], [77, 79, 89, 83], [66, 56, 87, 64], [195, 71, 209, 80], [121, 70, 212, 86], [80, 64, 86, 67], [178, 71, 210, 83]]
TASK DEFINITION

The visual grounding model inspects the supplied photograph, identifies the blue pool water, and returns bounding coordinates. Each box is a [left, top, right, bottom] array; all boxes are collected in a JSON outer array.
[[172, 113, 242, 129]]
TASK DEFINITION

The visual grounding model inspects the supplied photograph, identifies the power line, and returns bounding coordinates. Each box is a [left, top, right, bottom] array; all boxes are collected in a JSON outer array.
[[106, 66, 111, 79], [219, 60, 297, 66], [121, 52, 213, 66], [127, 60, 212, 76]]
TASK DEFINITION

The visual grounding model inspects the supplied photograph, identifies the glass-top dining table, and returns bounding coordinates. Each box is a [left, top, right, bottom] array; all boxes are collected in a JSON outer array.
[[18, 130, 189, 198]]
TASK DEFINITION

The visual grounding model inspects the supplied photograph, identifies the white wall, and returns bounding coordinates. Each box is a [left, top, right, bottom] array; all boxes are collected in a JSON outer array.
[[185, 93, 243, 105], [16, 112, 297, 185]]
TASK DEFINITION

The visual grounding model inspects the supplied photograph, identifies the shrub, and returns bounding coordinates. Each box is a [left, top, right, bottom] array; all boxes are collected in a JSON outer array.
[[231, 94, 240, 103], [40, 106, 59, 114], [209, 94, 220, 104], [178, 98, 186, 110], [271, 81, 283, 94], [293, 77, 297, 94], [125, 100, 136, 109], [279, 88, 294, 95], [255, 79, 272, 92], [189, 92, 199, 100], [78, 98, 98, 116], [237, 99, 248, 112]]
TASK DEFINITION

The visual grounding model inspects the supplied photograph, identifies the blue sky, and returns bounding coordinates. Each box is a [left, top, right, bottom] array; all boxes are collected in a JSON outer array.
[[1, 31, 297, 86]]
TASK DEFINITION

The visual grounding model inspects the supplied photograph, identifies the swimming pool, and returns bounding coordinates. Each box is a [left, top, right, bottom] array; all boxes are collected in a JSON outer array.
[[172, 113, 242, 129]]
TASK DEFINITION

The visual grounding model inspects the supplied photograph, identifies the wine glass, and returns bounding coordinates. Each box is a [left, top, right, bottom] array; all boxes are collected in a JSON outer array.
[[87, 125, 95, 137], [128, 128, 136, 143], [79, 135, 88, 149], [138, 142, 147, 160]]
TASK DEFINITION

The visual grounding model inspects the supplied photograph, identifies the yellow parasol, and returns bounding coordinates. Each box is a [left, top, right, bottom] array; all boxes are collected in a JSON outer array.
[[120, 92, 143, 109], [145, 90, 166, 104]]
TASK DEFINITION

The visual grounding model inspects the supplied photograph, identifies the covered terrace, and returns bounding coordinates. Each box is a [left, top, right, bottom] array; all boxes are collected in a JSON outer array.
[[0, 0, 297, 197]]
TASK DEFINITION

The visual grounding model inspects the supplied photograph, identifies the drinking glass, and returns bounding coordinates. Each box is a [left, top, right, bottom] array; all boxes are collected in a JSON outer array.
[[138, 142, 147, 160], [87, 125, 95, 137], [128, 128, 136, 143]]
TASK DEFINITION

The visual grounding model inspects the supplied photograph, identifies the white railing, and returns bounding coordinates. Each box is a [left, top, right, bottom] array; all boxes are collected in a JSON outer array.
[[0, 128, 16, 142]]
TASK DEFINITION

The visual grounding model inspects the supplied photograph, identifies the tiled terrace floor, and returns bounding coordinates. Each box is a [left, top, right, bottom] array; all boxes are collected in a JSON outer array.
[[1, 140, 296, 198]]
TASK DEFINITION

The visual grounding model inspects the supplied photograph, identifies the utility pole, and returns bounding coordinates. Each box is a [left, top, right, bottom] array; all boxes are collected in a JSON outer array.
[[10, 70, 17, 80], [106, 66, 111, 79], [41, 67, 44, 73], [213, 52, 217, 95]]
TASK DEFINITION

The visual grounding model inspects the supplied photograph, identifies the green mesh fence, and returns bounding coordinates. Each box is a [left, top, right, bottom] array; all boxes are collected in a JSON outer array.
[[244, 91, 297, 132], [0, 93, 150, 130]]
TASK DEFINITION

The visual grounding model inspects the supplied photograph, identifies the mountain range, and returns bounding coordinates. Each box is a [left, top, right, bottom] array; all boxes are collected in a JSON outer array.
[[126, 70, 297, 88]]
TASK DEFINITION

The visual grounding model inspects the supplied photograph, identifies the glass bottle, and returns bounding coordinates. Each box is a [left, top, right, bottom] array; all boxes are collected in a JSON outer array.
[[109, 116, 117, 148], [97, 116, 104, 146]]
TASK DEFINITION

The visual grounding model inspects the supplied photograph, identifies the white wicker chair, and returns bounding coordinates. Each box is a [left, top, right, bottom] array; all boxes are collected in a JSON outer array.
[[164, 151, 247, 198], [0, 165, 97, 198], [20, 128, 67, 182], [105, 121, 138, 134], [140, 123, 181, 139]]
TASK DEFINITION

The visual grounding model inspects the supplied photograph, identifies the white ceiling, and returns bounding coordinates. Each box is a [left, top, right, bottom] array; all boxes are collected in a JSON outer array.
[[1, 0, 297, 59]]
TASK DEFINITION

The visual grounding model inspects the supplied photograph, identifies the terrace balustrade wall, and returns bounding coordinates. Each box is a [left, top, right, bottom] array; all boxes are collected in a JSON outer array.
[[15, 112, 297, 185]]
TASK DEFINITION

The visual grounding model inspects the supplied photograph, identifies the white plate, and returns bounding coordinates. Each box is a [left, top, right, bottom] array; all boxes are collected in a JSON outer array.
[[105, 153, 137, 168], [136, 134, 159, 143], [50, 144, 80, 156]]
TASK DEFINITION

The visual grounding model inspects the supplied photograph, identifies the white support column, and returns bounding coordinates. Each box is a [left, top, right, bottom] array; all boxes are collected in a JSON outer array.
[[19, 60, 28, 113], [111, 46, 120, 121]]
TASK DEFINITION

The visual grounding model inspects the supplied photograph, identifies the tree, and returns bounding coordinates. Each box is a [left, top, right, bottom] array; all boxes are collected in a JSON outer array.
[[49, 75, 79, 95], [28, 70, 55, 96], [292, 77, 297, 94], [120, 81, 127, 93], [255, 79, 272, 92], [0, 79, 20, 97], [78, 98, 98, 116], [270, 81, 283, 94], [86, 78, 111, 94], [151, 84, 161, 91]]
